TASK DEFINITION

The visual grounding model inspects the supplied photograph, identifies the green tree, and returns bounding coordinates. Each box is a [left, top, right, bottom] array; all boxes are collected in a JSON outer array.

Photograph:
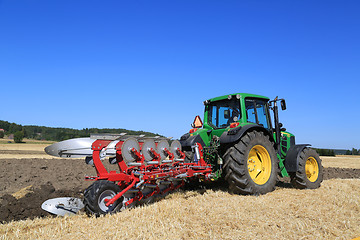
[[330, 149, 335, 156], [352, 148, 358, 155], [356, 149, 360, 155], [22, 127, 28, 138], [9, 123, 22, 134], [0, 131, 4, 138], [14, 131, 24, 143]]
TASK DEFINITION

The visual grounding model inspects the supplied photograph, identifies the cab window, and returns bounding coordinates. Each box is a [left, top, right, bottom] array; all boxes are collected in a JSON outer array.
[[208, 98, 241, 128], [245, 98, 270, 129]]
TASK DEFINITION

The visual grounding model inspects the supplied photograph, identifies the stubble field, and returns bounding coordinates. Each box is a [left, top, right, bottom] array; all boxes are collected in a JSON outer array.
[[0, 141, 359, 239]]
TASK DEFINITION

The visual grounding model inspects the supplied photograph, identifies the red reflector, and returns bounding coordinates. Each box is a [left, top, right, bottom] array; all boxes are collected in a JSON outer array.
[[230, 122, 239, 128], [189, 128, 198, 133]]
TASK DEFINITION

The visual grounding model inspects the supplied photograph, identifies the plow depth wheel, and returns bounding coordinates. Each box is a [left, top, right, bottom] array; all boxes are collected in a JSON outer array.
[[84, 180, 122, 216], [98, 189, 117, 212], [223, 130, 279, 195], [290, 148, 323, 189]]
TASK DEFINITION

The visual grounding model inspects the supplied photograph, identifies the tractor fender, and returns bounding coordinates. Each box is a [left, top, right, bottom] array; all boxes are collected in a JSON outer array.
[[284, 144, 311, 173], [179, 133, 206, 148], [219, 124, 272, 144]]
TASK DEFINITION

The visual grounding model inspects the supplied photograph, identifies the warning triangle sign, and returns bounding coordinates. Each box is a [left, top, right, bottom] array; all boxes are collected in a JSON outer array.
[[193, 115, 203, 128]]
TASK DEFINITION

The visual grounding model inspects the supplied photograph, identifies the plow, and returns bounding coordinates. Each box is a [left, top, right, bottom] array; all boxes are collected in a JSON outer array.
[[44, 135, 213, 216], [42, 93, 324, 216]]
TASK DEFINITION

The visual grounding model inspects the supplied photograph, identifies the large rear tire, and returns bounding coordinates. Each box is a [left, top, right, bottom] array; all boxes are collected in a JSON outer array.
[[83, 180, 122, 217], [290, 148, 323, 189], [222, 130, 279, 195]]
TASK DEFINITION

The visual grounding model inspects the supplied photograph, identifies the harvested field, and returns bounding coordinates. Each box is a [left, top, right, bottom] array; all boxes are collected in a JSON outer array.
[[0, 138, 54, 145], [0, 142, 58, 159], [0, 143, 359, 239], [322, 155, 360, 169]]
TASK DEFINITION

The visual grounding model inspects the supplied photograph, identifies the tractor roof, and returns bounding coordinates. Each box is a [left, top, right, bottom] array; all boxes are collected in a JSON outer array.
[[207, 93, 270, 102]]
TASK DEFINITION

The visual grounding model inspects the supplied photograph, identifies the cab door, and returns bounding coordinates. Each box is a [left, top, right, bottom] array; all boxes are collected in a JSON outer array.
[[245, 98, 271, 129], [207, 98, 241, 138]]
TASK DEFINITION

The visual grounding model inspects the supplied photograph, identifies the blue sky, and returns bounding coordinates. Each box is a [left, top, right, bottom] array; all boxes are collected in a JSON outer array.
[[0, 1, 359, 149]]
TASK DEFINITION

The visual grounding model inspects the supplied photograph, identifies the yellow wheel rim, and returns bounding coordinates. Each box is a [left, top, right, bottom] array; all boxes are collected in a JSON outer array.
[[247, 145, 272, 185], [305, 157, 319, 182]]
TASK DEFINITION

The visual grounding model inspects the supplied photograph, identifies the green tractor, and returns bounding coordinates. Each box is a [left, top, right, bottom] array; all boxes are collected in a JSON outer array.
[[180, 93, 323, 194]]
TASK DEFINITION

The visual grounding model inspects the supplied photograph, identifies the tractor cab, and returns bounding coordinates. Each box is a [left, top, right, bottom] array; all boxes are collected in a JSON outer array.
[[182, 93, 296, 174], [186, 93, 276, 142], [186, 93, 289, 153]]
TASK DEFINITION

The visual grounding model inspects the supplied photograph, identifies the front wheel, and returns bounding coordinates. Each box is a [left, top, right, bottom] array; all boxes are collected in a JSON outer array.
[[290, 148, 323, 189], [83, 180, 122, 216]]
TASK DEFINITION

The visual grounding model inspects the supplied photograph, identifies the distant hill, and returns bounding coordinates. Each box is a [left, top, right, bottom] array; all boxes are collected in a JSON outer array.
[[0, 120, 162, 142]]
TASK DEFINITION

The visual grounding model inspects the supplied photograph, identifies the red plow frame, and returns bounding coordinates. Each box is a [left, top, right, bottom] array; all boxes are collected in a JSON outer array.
[[85, 138, 213, 212]]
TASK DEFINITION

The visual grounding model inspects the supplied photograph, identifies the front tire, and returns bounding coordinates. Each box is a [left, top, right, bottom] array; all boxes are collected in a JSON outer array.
[[290, 148, 323, 189], [222, 130, 279, 195], [83, 180, 122, 216]]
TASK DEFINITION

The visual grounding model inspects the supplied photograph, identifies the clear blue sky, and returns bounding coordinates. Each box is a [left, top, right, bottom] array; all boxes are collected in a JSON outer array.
[[1, 0, 359, 149]]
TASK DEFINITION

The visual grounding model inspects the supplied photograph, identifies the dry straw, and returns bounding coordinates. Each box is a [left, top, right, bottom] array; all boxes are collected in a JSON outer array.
[[322, 156, 360, 169], [1, 179, 359, 240]]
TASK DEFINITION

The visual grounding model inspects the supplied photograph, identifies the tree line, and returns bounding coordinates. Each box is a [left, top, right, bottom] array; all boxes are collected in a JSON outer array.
[[314, 148, 336, 156], [0, 120, 161, 142], [313, 148, 360, 156], [0, 120, 359, 155], [345, 148, 360, 155]]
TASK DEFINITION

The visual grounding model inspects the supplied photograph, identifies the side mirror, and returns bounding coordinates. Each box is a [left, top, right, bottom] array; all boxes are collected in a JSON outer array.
[[279, 123, 286, 131], [191, 115, 203, 128], [224, 110, 230, 119], [281, 99, 286, 110]]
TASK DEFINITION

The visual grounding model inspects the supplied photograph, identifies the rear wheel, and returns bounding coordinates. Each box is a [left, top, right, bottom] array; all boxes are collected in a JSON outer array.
[[83, 180, 122, 216], [290, 148, 323, 189], [222, 130, 279, 195]]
